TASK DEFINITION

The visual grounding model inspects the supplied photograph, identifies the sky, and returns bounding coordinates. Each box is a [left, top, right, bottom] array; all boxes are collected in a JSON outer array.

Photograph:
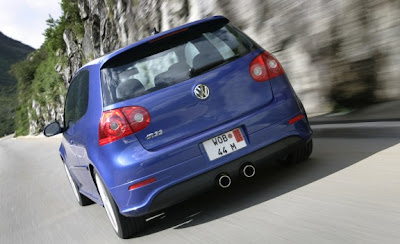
[[0, 0, 62, 49]]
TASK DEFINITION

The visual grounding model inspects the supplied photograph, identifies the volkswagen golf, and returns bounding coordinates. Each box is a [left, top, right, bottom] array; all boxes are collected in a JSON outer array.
[[44, 16, 313, 238]]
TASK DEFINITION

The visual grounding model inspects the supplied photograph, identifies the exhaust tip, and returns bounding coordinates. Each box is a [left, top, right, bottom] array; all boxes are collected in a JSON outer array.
[[217, 173, 231, 188], [241, 163, 256, 178]]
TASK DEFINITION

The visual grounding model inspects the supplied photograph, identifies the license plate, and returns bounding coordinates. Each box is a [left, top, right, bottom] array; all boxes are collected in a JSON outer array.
[[203, 128, 247, 161]]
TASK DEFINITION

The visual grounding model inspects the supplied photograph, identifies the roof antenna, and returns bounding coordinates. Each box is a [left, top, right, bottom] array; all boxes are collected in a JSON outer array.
[[152, 27, 159, 35]]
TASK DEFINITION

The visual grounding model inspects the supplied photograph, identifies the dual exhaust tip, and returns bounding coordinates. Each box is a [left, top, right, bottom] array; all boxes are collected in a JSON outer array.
[[217, 174, 232, 189], [241, 164, 256, 178], [216, 163, 256, 189]]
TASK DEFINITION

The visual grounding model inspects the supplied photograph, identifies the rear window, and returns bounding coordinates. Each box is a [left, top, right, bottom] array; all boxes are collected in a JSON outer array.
[[100, 24, 256, 106]]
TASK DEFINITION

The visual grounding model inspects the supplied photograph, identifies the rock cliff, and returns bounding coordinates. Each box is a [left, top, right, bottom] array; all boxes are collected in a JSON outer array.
[[55, 0, 400, 118]]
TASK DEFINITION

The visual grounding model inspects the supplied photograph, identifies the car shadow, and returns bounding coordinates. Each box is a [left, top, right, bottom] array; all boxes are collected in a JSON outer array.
[[138, 138, 399, 236]]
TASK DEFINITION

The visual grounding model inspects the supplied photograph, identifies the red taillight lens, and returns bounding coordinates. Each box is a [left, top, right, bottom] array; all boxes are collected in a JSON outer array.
[[249, 51, 285, 82], [249, 54, 269, 82], [120, 106, 151, 133], [99, 106, 150, 146]]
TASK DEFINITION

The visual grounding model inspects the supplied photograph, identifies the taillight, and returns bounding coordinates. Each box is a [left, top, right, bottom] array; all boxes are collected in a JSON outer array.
[[120, 106, 151, 133], [249, 51, 285, 82], [99, 106, 150, 146]]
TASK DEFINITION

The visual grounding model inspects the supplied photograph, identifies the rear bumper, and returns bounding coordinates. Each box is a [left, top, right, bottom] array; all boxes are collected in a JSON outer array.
[[146, 136, 306, 215], [100, 74, 312, 217], [111, 115, 312, 217], [106, 113, 313, 217]]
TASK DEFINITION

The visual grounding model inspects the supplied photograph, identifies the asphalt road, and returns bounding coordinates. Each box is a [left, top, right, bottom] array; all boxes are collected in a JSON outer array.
[[1, 135, 400, 243]]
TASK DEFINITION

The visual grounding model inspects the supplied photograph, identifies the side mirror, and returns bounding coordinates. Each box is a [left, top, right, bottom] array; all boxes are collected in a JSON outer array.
[[44, 121, 63, 137]]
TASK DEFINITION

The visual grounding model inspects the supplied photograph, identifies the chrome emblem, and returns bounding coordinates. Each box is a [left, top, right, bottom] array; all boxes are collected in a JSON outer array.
[[146, 129, 163, 140], [194, 84, 210, 100]]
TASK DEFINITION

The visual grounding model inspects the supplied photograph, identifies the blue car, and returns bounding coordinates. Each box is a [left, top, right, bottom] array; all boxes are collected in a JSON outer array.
[[44, 16, 312, 238]]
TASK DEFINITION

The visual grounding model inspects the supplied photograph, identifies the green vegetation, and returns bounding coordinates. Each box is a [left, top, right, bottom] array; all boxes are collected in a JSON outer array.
[[11, 48, 66, 136], [0, 32, 34, 136], [10, 0, 82, 136], [45, 1, 84, 52]]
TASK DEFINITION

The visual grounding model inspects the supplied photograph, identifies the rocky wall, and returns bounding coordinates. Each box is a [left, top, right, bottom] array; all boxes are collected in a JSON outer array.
[[58, 0, 400, 116]]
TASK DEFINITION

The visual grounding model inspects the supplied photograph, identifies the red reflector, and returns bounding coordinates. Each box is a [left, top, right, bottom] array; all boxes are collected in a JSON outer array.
[[128, 177, 156, 191], [289, 114, 304, 125]]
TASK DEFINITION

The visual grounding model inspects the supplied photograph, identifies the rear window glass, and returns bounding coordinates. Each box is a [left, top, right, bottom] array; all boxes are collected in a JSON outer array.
[[101, 25, 255, 106]]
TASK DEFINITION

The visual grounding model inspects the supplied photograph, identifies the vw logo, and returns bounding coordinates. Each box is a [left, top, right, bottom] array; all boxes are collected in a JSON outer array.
[[194, 84, 210, 100]]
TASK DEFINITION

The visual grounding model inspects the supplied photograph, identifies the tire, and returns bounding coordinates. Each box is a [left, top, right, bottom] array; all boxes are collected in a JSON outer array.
[[281, 139, 313, 164], [94, 172, 145, 239], [63, 163, 93, 206]]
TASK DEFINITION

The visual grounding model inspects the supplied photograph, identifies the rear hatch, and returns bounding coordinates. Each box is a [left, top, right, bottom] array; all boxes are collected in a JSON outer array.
[[101, 17, 274, 150]]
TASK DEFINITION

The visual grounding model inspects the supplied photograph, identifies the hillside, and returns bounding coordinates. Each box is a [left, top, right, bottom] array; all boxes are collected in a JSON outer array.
[[0, 32, 34, 136], [10, 0, 400, 135]]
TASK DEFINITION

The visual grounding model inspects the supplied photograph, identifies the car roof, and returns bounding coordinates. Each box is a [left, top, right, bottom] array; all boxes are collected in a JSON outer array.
[[79, 16, 228, 72]]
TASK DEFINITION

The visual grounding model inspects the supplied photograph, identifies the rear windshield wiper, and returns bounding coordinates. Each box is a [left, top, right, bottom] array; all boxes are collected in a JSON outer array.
[[189, 54, 241, 77]]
